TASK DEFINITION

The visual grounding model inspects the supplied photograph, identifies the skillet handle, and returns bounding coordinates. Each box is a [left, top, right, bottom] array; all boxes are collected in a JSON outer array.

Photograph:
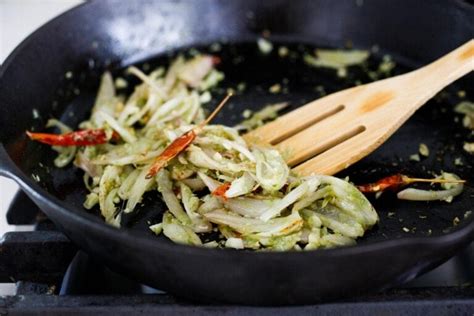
[[0, 143, 17, 179], [0, 143, 23, 222], [0, 143, 43, 224]]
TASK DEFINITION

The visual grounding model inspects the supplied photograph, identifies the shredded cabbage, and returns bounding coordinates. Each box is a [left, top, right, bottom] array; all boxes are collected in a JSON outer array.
[[162, 211, 202, 246], [46, 53, 379, 250], [304, 49, 369, 77], [46, 119, 77, 167], [225, 172, 256, 198], [238, 102, 288, 131], [253, 147, 289, 192], [397, 172, 464, 203]]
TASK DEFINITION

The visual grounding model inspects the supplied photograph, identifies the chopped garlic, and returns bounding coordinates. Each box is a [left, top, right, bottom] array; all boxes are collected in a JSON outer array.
[[114, 77, 128, 89], [32, 108, 40, 119], [269, 83, 281, 94], [278, 46, 289, 57], [464, 142, 474, 154], [257, 38, 273, 54], [453, 217, 460, 226], [149, 223, 163, 235], [32, 174, 41, 182], [454, 157, 463, 166], [409, 154, 420, 162], [419, 143, 429, 157], [225, 237, 244, 249], [242, 109, 252, 119]]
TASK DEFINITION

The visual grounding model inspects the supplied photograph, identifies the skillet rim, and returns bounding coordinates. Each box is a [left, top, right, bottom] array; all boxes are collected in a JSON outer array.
[[0, 0, 473, 259]]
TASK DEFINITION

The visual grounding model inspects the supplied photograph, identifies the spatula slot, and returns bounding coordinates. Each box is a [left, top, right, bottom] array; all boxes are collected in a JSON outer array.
[[270, 104, 345, 145], [290, 125, 366, 167]]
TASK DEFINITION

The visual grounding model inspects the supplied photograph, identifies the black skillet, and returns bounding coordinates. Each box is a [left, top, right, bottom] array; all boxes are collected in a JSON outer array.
[[0, 0, 473, 305]]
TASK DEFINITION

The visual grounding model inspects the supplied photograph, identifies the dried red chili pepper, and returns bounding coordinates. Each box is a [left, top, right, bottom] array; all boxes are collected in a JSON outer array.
[[356, 174, 405, 193], [26, 129, 117, 147], [357, 174, 466, 194], [212, 182, 231, 200], [145, 93, 232, 179], [146, 129, 197, 179]]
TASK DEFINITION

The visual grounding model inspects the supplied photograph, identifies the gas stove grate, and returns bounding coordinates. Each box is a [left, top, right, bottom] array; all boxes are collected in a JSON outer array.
[[2, 290, 474, 316]]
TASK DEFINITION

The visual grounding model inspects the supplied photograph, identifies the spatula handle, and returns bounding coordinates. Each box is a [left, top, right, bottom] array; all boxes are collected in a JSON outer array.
[[410, 39, 473, 93]]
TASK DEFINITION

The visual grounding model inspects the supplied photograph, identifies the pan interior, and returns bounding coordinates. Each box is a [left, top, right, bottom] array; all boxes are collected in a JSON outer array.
[[20, 41, 474, 245]]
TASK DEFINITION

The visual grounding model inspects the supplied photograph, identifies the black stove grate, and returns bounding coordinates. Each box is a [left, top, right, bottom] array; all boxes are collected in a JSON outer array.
[[1, 191, 474, 315], [2, 290, 474, 316]]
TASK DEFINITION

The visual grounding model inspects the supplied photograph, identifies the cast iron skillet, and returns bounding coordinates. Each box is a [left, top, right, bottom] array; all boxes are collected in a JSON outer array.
[[0, 0, 473, 305]]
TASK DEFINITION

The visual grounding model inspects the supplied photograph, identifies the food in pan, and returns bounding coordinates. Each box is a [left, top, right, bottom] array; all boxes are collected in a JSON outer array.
[[26, 48, 466, 250], [26, 54, 381, 250]]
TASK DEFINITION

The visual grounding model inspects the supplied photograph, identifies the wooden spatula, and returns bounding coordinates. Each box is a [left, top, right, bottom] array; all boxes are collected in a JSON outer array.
[[244, 40, 474, 176]]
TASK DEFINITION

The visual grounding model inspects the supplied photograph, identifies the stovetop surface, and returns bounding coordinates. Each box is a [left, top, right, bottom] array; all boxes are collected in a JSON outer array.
[[1, 191, 474, 315]]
